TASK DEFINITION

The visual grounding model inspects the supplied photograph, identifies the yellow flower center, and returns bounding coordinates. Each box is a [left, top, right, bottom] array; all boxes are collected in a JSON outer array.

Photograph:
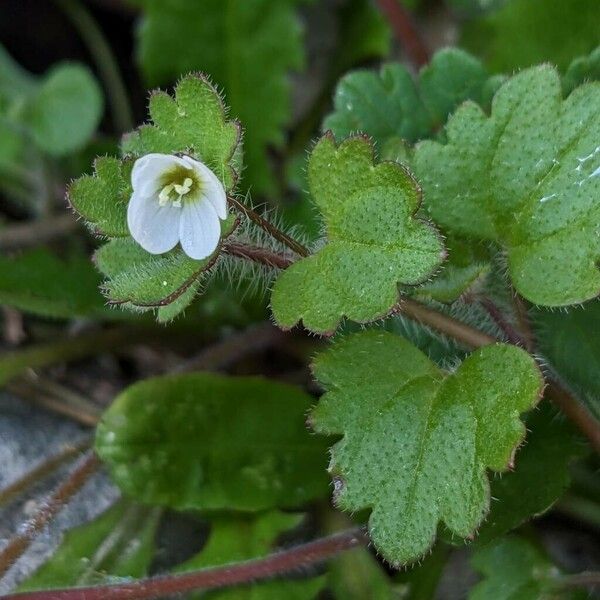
[[157, 164, 202, 207]]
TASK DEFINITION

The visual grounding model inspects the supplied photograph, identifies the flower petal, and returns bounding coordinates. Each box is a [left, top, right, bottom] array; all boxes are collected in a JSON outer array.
[[131, 153, 190, 197], [181, 155, 228, 219], [179, 198, 221, 260], [127, 191, 180, 255]]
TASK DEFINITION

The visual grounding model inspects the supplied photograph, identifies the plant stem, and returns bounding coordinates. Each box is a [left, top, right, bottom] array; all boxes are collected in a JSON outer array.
[[0, 439, 91, 507], [228, 197, 310, 257], [478, 297, 526, 347], [0, 452, 100, 580], [555, 495, 600, 531], [224, 241, 295, 269], [0, 214, 77, 251], [3, 527, 367, 600], [55, 0, 133, 132], [375, 0, 430, 68], [398, 297, 600, 454], [555, 571, 600, 590]]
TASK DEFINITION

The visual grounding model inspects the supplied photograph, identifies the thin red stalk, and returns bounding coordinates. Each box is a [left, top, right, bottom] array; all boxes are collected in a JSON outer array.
[[3, 527, 367, 600], [0, 452, 100, 579], [478, 297, 527, 347], [375, 0, 430, 68], [228, 197, 309, 257], [224, 241, 295, 269]]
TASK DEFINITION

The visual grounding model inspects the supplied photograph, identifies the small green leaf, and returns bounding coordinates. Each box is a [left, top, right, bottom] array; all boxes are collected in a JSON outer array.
[[469, 537, 583, 600], [95, 373, 330, 511], [23, 63, 103, 156], [461, 0, 600, 72], [563, 46, 600, 100], [323, 48, 499, 148], [0, 249, 111, 319], [534, 301, 600, 419], [271, 135, 444, 335], [68, 156, 132, 238], [414, 66, 600, 306], [311, 331, 542, 565], [175, 511, 324, 599], [17, 501, 159, 591], [123, 74, 241, 191], [477, 405, 586, 543]]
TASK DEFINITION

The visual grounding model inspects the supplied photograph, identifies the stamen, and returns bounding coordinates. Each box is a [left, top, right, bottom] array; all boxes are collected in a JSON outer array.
[[159, 183, 175, 206]]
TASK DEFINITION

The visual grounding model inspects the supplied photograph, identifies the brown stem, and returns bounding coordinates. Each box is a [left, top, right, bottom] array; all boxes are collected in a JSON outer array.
[[375, 0, 430, 68], [478, 297, 526, 347], [0, 439, 91, 507], [398, 298, 600, 454], [228, 197, 309, 257], [0, 214, 77, 251], [0, 452, 100, 580], [3, 527, 367, 600], [224, 242, 295, 269], [511, 291, 535, 351]]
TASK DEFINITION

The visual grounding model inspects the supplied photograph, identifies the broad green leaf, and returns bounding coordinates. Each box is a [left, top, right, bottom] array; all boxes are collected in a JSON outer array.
[[311, 331, 542, 565], [533, 302, 600, 419], [176, 511, 324, 599], [461, 0, 600, 72], [134, 0, 303, 194], [94, 215, 237, 313], [563, 46, 600, 100], [271, 135, 444, 335], [323, 48, 502, 148], [122, 74, 241, 191], [0, 249, 111, 319], [477, 405, 586, 543], [95, 373, 330, 511], [413, 66, 600, 307], [469, 537, 584, 600], [68, 156, 132, 238], [17, 501, 160, 591], [22, 64, 103, 156]]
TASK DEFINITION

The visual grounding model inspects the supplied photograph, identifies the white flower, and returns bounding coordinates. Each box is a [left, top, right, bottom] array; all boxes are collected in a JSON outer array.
[[127, 153, 227, 260]]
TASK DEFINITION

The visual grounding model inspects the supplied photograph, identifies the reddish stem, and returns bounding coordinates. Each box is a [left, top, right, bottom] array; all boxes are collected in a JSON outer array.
[[224, 242, 295, 269], [478, 297, 526, 347], [3, 527, 367, 600], [0, 453, 100, 579], [375, 0, 430, 68]]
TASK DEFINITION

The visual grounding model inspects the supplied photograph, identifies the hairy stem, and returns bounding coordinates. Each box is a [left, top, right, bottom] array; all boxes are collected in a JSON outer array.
[[0, 439, 91, 507], [398, 298, 600, 453], [224, 241, 295, 269], [375, 0, 430, 68], [228, 197, 310, 257], [478, 296, 527, 347], [55, 0, 133, 132], [0, 452, 100, 580], [3, 527, 367, 600]]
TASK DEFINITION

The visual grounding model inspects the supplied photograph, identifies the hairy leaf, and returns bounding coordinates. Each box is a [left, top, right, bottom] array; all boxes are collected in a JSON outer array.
[[271, 135, 444, 334], [0, 249, 111, 319], [461, 0, 600, 72], [469, 537, 583, 600], [311, 331, 542, 564], [17, 501, 159, 591], [134, 0, 303, 194], [478, 405, 585, 543], [176, 511, 324, 599], [95, 373, 330, 511], [323, 48, 502, 148], [414, 66, 600, 306], [122, 74, 241, 191]]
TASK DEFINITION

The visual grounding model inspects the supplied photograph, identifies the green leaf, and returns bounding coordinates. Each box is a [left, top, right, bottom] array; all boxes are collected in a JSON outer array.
[[68, 156, 132, 238], [413, 66, 600, 307], [271, 135, 444, 335], [0, 249, 111, 319], [95, 373, 330, 511], [17, 501, 160, 591], [477, 405, 586, 543], [533, 302, 600, 419], [469, 537, 583, 600], [134, 0, 304, 195], [22, 63, 103, 156], [460, 0, 600, 72], [122, 74, 241, 191], [311, 331, 542, 565], [563, 46, 600, 99], [175, 511, 324, 599], [94, 215, 237, 313], [323, 48, 500, 148]]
